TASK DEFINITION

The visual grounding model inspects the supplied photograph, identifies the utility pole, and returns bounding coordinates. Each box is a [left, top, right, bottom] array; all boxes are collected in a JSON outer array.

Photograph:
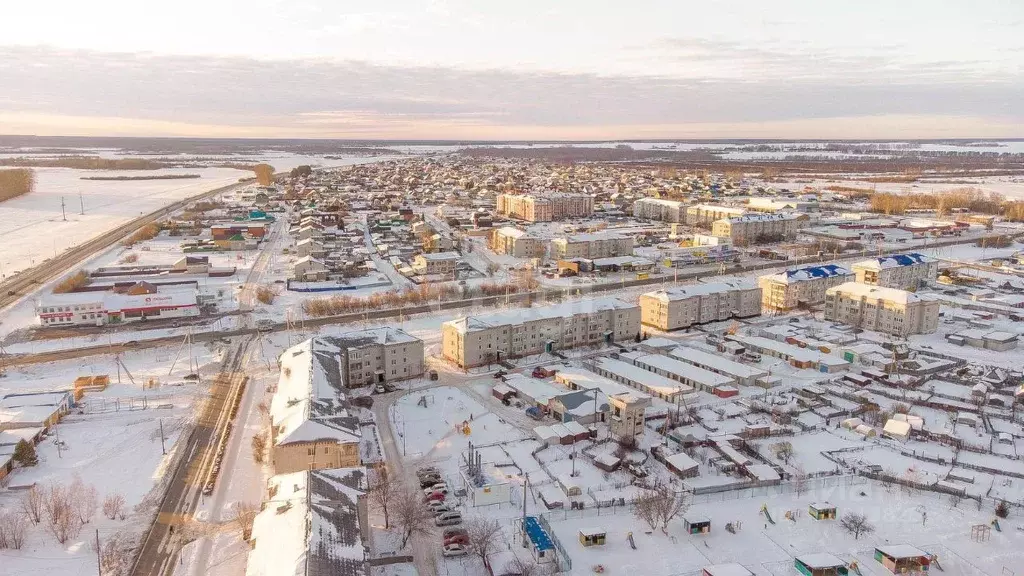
[[61, 197, 67, 221], [159, 419, 166, 455], [521, 473, 529, 548], [95, 529, 101, 574], [80, 191, 85, 215]]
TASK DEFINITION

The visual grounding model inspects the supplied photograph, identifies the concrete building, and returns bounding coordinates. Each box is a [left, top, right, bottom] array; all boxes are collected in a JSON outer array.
[[852, 252, 938, 290], [246, 467, 368, 576], [685, 204, 746, 225], [496, 193, 593, 222], [37, 290, 200, 327], [711, 213, 801, 245], [270, 330, 422, 472], [633, 198, 686, 223], [824, 282, 940, 337], [640, 279, 761, 330], [608, 392, 652, 440], [550, 233, 634, 260], [491, 227, 546, 258], [758, 264, 855, 311], [441, 297, 640, 368], [667, 346, 767, 387], [412, 251, 460, 276]]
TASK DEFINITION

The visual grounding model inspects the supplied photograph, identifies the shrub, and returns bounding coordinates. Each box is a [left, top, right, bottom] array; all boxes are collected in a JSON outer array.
[[122, 223, 162, 247], [120, 253, 139, 264], [255, 285, 278, 305], [996, 500, 1010, 519], [53, 271, 90, 294], [0, 168, 35, 203]]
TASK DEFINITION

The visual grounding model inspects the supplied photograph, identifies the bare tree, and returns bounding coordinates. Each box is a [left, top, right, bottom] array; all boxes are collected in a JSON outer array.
[[251, 432, 268, 464], [70, 476, 99, 525], [21, 485, 43, 524], [502, 556, 541, 576], [42, 482, 81, 544], [96, 531, 134, 575], [632, 488, 659, 531], [633, 482, 689, 532], [772, 441, 794, 465], [879, 471, 896, 494], [466, 518, 503, 570], [103, 492, 126, 520], [0, 512, 29, 549], [229, 501, 259, 541], [949, 493, 963, 509], [369, 465, 398, 529], [392, 488, 434, 548], [793, 467, 809, 497], [839, 513, 875, 540]]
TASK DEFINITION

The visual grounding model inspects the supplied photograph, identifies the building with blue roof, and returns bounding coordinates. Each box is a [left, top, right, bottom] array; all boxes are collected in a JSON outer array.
[[759, 264, 854, 311], [852, 252, 938, 290]]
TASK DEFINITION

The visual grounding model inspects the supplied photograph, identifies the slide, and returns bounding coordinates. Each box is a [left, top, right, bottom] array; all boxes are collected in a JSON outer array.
[[992, 519, 1002, 532], [849, 561, 863, 576], [761, 505, 776, 525], [931, 558, 944, 572], [627, 532, 637, 550]]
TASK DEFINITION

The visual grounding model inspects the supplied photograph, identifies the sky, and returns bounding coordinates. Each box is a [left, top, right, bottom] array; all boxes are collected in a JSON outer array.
[[1, 0, 1022, 140]]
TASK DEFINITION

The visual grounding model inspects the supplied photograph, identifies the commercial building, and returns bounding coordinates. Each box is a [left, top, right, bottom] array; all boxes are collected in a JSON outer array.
[[685, 204, 746, 225], [851, 252, 938, 290], [496, 193, 593, 222], [411, 251, 460, 276], [36, 290, 200, 327], [758, 264, 855, 312], [246, 467, 368, 576], [441, 297, 640, 368], [491, 227, 546, 258], [824, 282, 940, 337], [711, 213, 802, 245], [640, 279, 761, 330], [550, 233, 634, 260], [633, 198, 686, 223]]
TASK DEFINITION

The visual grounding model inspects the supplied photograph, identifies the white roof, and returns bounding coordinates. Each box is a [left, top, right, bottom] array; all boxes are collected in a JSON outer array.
[[503, 374, 563, 405], [797, 553, 846, 568], [418, 251, 460, 261], [665, 451, 699, 472], [702, 564, 753, 576], [623, 352, 733, 388], [496, 226, 528, 239], [876, 544, 927, 559], [669, 346, 766, 379], [444, 297, 636, 334], [883, 419, 912, 438], [827, 281, 920, 305], [643, 278, 757, 302], [594, 356, 695, 397]]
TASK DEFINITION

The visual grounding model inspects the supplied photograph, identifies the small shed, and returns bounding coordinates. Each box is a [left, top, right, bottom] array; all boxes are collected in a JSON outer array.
[[702, 564, 753, 576], [854, 424, 876, 438], [874, 545, 930, 574], [593, 452, 621, 472], [665, 451, 700, 479], [492, 383, 515, 402], [808, 502, 837, 520], [557, 474, 581, 497], [578, 527, 606, 547], [794, 553, 849, 576], [882, 419, 912, 442], [682, 515, 711, 535]]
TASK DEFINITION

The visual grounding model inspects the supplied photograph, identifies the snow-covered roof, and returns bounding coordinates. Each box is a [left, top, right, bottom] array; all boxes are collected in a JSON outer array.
[[763, 264, 853, 284], [796, 553, 846, 569], [623, 352, 733, 388], [883, 419, 912, 439], [665, 451, 698, 472], [590, 255, 654, 267], [246, 467, 367, 576], [853, 252, 935, 271], [643, 278, 757, 302], [495, 226, 528, 239], [417, 251, 460, 261], [669, 346, 765, 379], [594, 356, 695, 397], [702, 564, 753, 576], [558, 232, 629, 243], [876, 544, 927, 559], [827, 282, 920, 305], [444, 297, 636, 334]]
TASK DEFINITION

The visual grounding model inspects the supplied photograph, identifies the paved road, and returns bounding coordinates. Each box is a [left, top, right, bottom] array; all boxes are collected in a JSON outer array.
[[131, 336, 253, 576]]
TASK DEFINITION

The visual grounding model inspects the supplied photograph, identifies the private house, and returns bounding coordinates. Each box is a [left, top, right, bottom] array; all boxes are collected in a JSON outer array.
[[292, 256, 329, 281], [246, 467, 368, 576], [548, 389, 608, 425]]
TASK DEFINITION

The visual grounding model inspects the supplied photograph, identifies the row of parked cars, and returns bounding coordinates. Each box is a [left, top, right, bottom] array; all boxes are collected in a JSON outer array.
[[417, 466, 469, 558]]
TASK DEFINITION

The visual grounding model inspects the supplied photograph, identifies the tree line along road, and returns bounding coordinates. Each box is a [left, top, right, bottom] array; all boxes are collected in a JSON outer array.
[[3, 231, 1016, 368]]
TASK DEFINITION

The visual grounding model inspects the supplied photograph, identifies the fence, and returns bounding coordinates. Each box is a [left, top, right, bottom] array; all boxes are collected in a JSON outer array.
[[78, 393, 176, 413], [536, 513, 572, 571]]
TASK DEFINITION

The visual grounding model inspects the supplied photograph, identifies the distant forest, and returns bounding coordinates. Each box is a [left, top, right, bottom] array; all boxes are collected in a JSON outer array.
[[81, 174, 200, 181]]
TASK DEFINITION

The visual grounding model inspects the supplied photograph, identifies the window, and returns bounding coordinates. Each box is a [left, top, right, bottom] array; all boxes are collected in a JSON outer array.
[[307, 447, 315, 455]]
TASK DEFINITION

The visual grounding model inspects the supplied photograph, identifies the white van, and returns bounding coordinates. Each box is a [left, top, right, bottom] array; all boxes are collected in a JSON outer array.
[[434, 511, 462, 526]]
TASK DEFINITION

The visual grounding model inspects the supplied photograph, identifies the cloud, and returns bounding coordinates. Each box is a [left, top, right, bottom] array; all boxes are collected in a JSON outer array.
[[0, 46, 1021, 138]]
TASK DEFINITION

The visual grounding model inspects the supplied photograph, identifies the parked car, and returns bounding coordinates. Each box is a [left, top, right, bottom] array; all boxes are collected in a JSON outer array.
[[352, 396, 374, 409], [443, 532, 469, 546], [428, 370, 439, 381], [442, 527, 468, 541], [418, 476, 442, 489], [442, 543, 468, 557], [417, 466, 440, 476], [435, 511, 463, 526], [256, 319, 274, 332], [426, 502, 451, 515], [492, 370, 506, 379], [422, 483, 449, 496], [423, 491, 446, 503]]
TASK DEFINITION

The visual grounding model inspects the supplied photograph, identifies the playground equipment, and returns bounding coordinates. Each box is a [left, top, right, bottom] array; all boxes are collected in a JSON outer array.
[[627, 532, 636, 549], [760, 504, 776, 525], [992, 518, 1002, 532], [849, 561, 863, 576], [930, 554, 944, 571], [593, 565, 605, 573], [461, 420, 471, 435], [971, 523, 992, 542]]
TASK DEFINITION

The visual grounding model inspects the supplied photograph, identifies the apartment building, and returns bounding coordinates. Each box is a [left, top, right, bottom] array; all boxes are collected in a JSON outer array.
[[824, 282, 940, 337], [711, 213, 802, 245], [491, 226, 546, 258], [441, 297, 641, 368], [411, 251, 460, 276], [758, 264, 854, 311], [685, 204, 746, 225], [633, 198, 686, 223], [640, 278, 761, 330], [851, 253, 938, 290], [496, 193, 593, 222], [550, 232, 634, 260]]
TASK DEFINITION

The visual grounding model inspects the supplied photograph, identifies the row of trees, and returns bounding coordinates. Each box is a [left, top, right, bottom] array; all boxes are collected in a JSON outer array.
[[0, 168, 35, 202], [301, 277, 538, 317], [866, 187, 1005, 217]]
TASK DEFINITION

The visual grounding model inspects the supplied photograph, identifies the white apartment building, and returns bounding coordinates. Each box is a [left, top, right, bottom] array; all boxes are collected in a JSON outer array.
[[824, 282, 940, 337], [411, 251, 460, 276], [496, 193, 593, 222], [551, 233, 634, 260], [491, 227, 546, 258], [441, 297, 641, 368], [685, 204, 746, 225], [851, 253, 939, 290], [640, 278, 762, 330], [758, 264, 854, 311], [633, 198, 686, 223], [711, 213, 802, 245]]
